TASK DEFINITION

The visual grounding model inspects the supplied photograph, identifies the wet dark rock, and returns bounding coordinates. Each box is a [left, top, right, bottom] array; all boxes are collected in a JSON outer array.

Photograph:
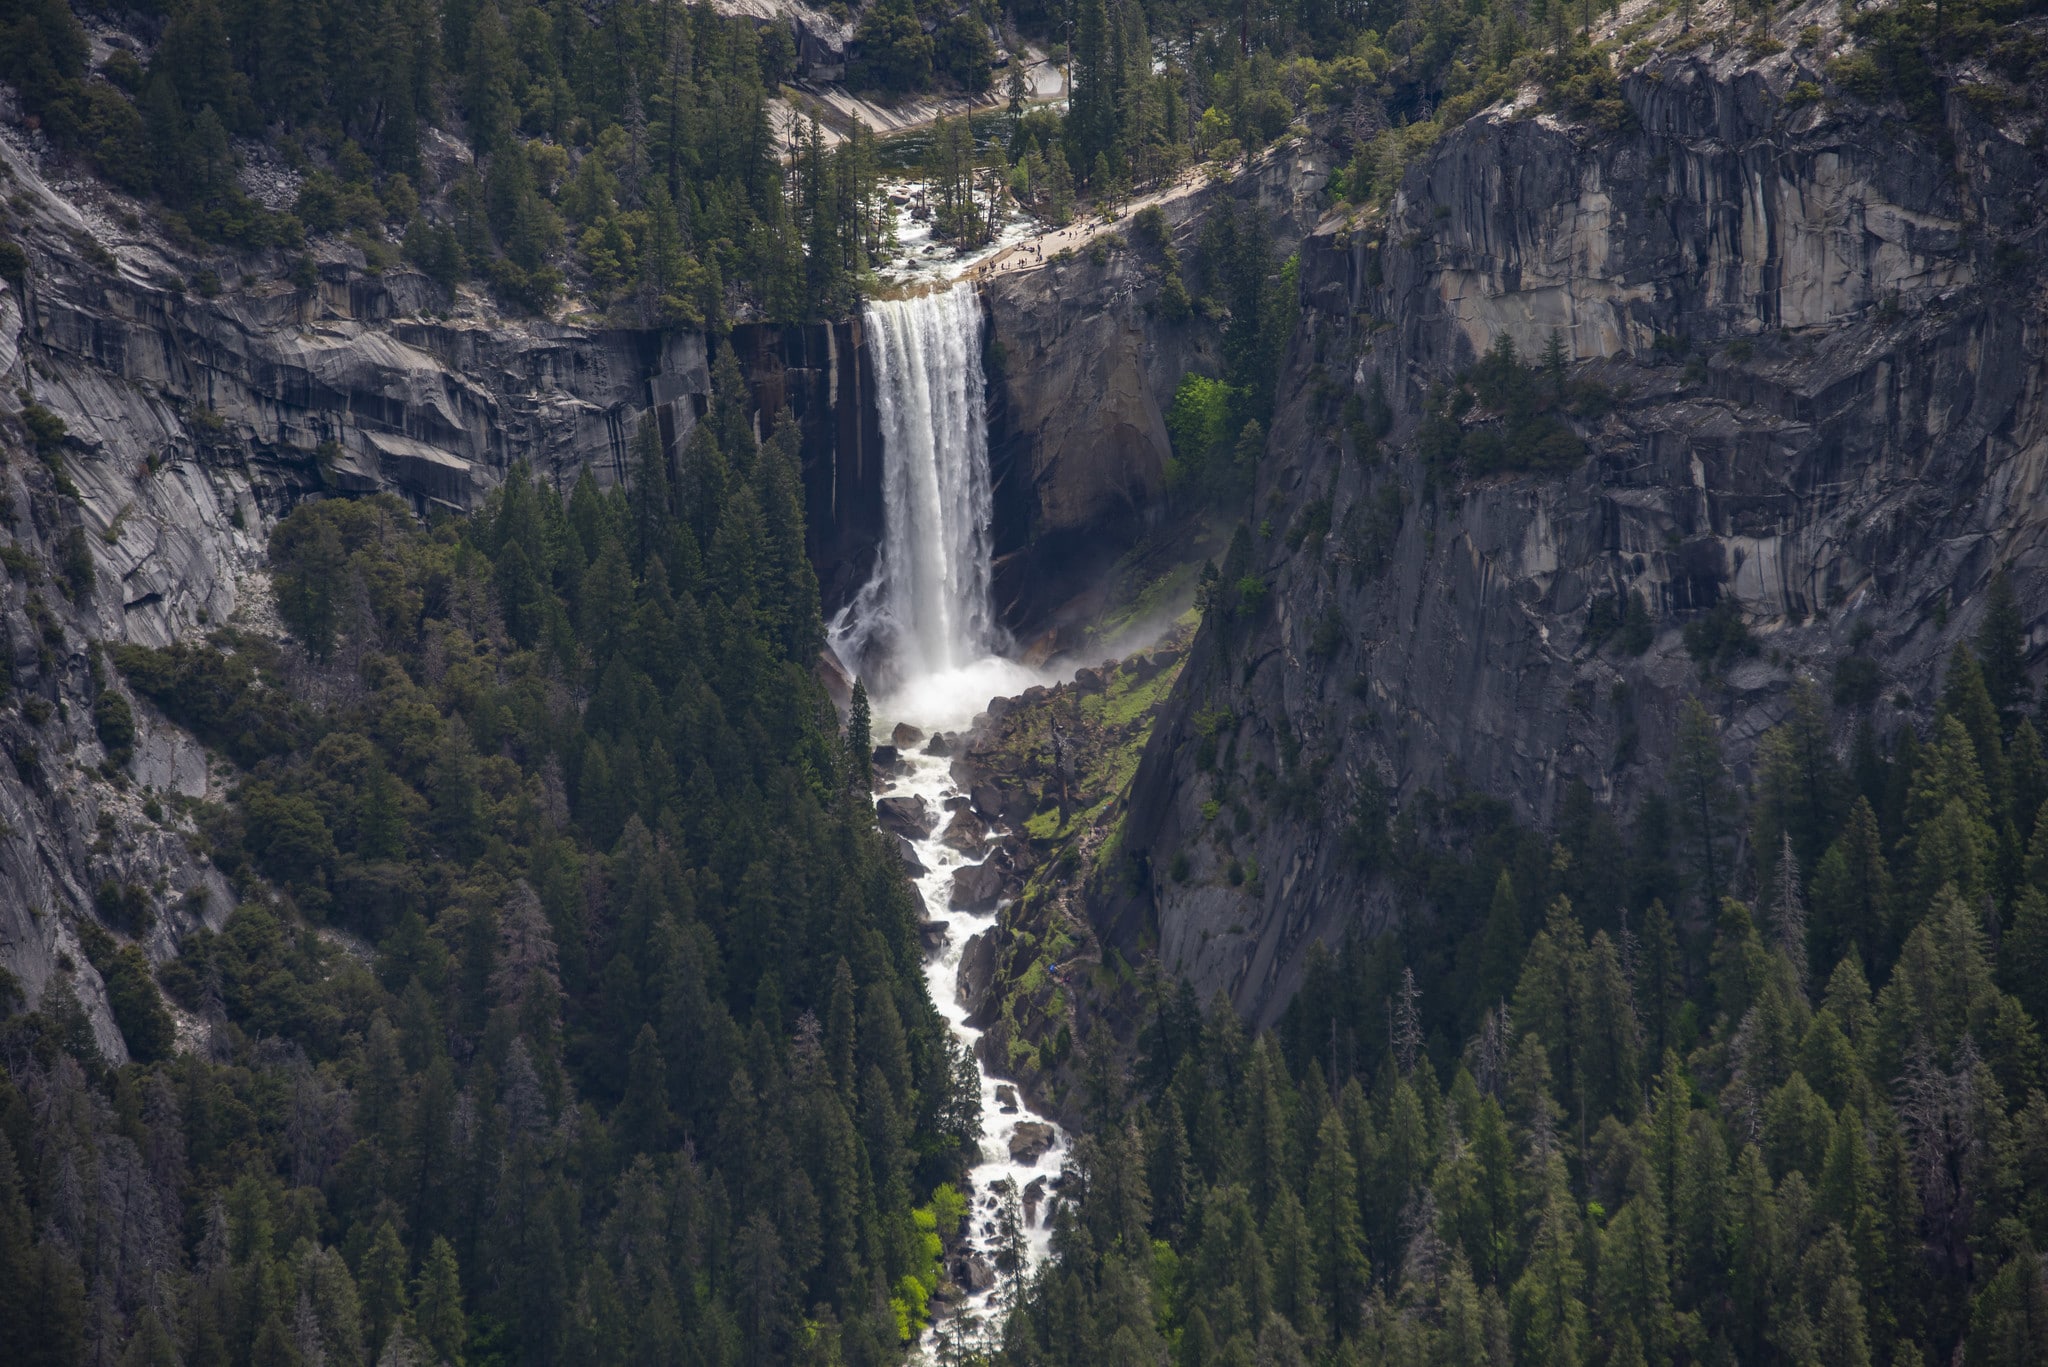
[[995, 1084, 1018, 1113], [957, 929, 997, 1015], [1023, 1175, 1047, 1224], [876, 795, 936, 840], [941, 809, 988, 852], [918, 920, 949, 951], [890, 834, 927, 877], [891, 722, 924, 747], [954, 1254, 996, 1293], [970, 782, 1007, 821], [924, 732, 953, 756], [1008, 1122, 1056, 1166], [950, 858, 1005, 911]]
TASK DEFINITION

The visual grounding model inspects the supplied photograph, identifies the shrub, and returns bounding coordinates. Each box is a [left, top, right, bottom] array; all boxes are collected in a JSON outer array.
[[94, 689, 135, 766], [1683, 596, 1756, 671]]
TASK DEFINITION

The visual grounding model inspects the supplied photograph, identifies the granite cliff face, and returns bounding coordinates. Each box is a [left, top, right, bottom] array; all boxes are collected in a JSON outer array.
[[979, 147, 1330, 634], [0, 122, 737, 1049], [1110, 37, 2048, 1026]]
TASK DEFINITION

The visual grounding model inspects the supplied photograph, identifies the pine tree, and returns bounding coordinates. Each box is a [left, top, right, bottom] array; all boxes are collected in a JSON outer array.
[[1669, 698, 1734, 912], [1508, 1179, 1588, 1367], [1307, 1109, 1369, 1338], [1597, 1195, 1674, 1365], [1942, 643, 2010, 813], [1540, 328, 1570, 400], [360, 1217, 410, 1362], [463, 0, 516, 154], [1813, 797, 1897, 972], [1968, 1248, 2048, 1367], [1578, 931, 1642, 1121], [1638, 899, 1686, 1060], [1264, 1185, 1324, 1345], [1975, 568, 2032, 734], [1514, 896, 1588, 1141], [2004, 889, 2048, 1029], [846, 680, 872, 794], [1770, 832, 1810, 989], [413, 1237, 467, 1366]]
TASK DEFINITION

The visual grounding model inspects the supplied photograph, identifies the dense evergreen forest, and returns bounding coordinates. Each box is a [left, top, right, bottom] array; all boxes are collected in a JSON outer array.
[[21, 0, 2018, 321], [3, 356, 984, 1365], [8, 0, 2048, 1364], [996, 583, 2048, 1367]]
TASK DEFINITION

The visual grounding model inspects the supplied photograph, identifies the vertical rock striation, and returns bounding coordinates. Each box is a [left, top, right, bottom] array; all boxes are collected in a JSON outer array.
[[1111, 47, 2048, 1025]]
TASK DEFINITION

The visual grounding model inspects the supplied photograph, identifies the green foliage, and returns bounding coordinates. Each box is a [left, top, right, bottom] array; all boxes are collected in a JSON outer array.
[[1683, 595, 1757, 672], [92, 688, 135, 767], [3, 367, 961, 1367], [1015, 645, 2048, 1366], [1585, 588, 1654, 655], [857, 0, 935, 92], [1419, 334, 1589, 479], [1164, 372, 1243, 499], [113, 635, 305, 767]]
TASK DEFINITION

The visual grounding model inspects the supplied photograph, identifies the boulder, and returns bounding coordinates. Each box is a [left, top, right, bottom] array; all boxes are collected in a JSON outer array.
[[957, 929, 997, 1016], [876, 795, 936, 840], [890, 834, 927, 877], [924, 732, 952, 757], [954, 1253, 996, 1293], [941, 809, 988, 852], [970, 782, 1007, 822], [891, 722, 925, 747], [918, 919, 949, 952], [1023, 1175, 1047, 1225], [1008, 1122, 1056, 1166], [995, 1084, 1018, 1114], [1072, 666, 1106, 693], [951, 858, 1005, 911]]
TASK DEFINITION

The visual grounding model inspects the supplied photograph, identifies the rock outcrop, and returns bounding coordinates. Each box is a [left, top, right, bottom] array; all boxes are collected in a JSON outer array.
[[980, 148, 1331, 629], [1110, 36, 2048, 1026], [0, 105, 804, 1052]]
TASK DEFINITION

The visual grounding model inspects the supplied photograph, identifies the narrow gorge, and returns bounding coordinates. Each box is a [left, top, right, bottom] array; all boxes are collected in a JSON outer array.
[[4, 0, 2048, 1363]]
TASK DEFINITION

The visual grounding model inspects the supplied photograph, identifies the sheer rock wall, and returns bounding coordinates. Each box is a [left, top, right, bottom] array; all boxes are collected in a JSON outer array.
[[1109, 51, 2048, 1026]]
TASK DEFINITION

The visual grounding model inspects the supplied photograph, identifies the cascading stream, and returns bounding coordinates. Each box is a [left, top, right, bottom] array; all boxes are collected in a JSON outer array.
[[829, 283, 1064, 1354]]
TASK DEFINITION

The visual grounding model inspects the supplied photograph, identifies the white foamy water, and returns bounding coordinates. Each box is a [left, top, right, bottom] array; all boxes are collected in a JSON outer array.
[[878, 712, 1067, 1355], [829, 282, 1004, 688], [829, 285, 1068, 1354]]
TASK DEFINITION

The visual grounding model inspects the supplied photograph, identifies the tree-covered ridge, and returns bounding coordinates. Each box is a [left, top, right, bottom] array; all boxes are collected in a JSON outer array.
[[0, 352, 982, 1366], [0, 0, 894, 319], [997, 589, 2048, 1367], [8, 0, 2043, 323]]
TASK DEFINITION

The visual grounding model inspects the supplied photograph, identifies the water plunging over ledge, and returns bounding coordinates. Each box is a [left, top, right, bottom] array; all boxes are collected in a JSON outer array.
[[828, 282, 1066, 1353]]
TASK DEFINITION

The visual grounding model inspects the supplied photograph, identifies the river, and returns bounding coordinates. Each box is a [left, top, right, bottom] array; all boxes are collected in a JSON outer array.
[[826, 282, 1069, 1355]]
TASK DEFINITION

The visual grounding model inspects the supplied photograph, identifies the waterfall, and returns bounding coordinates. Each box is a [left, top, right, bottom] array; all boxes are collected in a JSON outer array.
[[830, 282, 1002, 687], [830, 289, 1064, 1360]]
